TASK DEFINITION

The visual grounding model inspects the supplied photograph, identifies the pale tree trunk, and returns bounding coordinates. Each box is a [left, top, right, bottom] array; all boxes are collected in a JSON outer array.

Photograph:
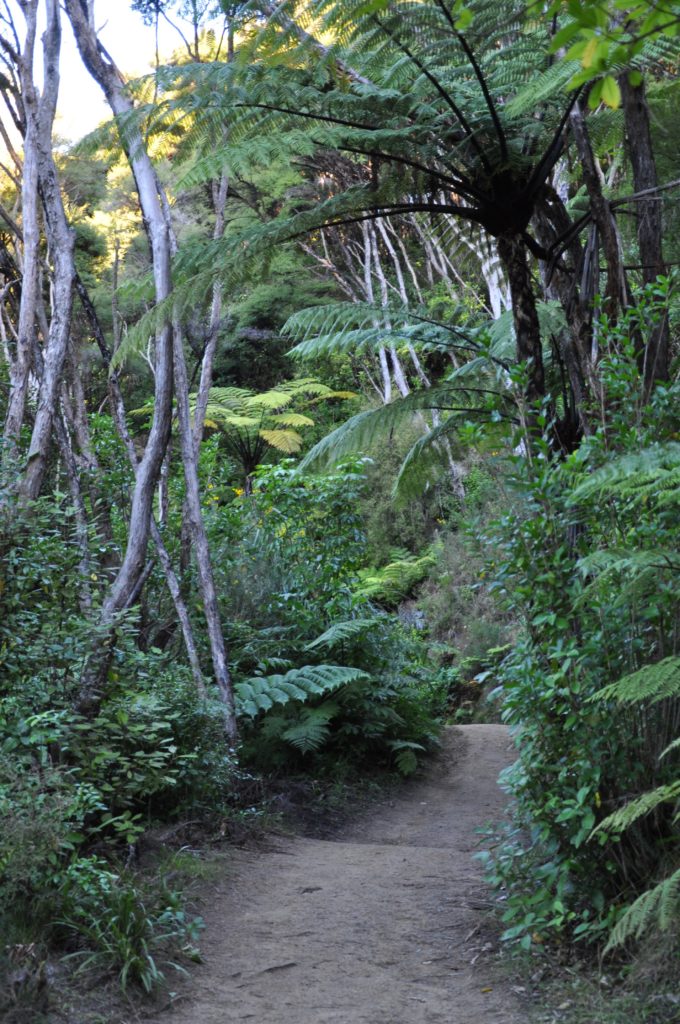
[[157, 167, 237, 742], [2, 3, 39, 458], [373, 221, 465, 496], [173, 319, 235, 739], [161, 205, 237, 742], [192, 172, 228, 452], [28, 317, 92, 612], [77, 273, 208, 701], [64, 0, 176, 713], [361, 221, 391, 402], [20, 0, 76, 500], [66, 1, 236, 738]]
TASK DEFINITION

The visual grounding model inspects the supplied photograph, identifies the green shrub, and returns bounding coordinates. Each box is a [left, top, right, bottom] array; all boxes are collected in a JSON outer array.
[[58, 857, 202, 993], [481, 298, 680, 949]]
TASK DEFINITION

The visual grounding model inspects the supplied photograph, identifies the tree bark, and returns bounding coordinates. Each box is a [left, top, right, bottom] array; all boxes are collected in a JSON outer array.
[[20, 0, 76, 500], [77, 273, 209, 702], [173, 319, 237, 743], [2, 3, 39, 458], [569, 103, 629, 318], [65, 0, 175, 712], [496, 233, 545, 406], [619, 75, 669, 391]]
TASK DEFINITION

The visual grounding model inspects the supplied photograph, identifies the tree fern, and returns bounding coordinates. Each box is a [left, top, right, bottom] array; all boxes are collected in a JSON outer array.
[[356, 550, 437, 607], [234, 664, 369, 718], [280, 703, 339, 753], [593, 780, 680, 837], [304, 618, 380, 652], [595, 657, 680, 706], [605, 868, 680, 952]]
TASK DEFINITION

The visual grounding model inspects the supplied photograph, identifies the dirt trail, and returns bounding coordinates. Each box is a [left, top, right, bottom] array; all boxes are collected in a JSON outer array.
[[156, 724, 521, 1024]]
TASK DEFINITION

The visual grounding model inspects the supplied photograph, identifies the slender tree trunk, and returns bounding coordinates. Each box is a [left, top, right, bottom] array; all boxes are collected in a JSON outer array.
[[192, 172, 229, 452], [65, 0, 175, 712], [54, 408, 93, 613], [569, 103, 629, 318], [158, 176, 237, 742], [66, 4, 236, 736], [173, 320, 237, 742], [76, 252, 208, 703], [20, 0, 76, 499], [620, 75, 669, 392], [2, 4, 39, 458]]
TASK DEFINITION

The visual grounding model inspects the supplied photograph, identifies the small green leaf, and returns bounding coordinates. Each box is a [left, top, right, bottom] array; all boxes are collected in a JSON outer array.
[[600, 76, 621, 109]]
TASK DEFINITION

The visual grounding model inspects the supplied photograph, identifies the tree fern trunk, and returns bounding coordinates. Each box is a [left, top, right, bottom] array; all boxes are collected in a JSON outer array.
[[496, 233, 545, 406]]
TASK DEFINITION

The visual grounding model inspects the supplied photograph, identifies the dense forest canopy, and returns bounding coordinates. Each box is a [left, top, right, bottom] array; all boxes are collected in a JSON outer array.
[[1, 0, 679, 1014]]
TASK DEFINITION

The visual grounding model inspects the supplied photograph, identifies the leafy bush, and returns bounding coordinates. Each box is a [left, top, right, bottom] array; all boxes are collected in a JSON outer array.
[[356, 547, 437, 608], [58, 857, 202, 993], [203, 460, 441, 775], [481, 307, 680, 949]]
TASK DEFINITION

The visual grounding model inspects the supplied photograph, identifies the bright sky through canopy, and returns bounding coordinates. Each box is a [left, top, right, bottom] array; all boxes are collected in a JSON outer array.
[[56, 2, 181, 141]]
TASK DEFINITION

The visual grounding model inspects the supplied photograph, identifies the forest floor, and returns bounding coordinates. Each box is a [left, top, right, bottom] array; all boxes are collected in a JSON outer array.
[[149, 723, 523, 1024]]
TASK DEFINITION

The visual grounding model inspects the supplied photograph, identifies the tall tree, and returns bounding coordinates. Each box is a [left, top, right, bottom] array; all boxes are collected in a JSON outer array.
[[64, 0, 237, 742]]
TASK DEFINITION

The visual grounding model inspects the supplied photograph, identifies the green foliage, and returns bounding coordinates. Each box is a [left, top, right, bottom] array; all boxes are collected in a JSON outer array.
[[481, 315, 680, 949], [603, 869, 680, 952], [596, 656, 680, 706], [356, 548, 437, 608], [205, 460, 441, 775], [58, 857, 202, 993], [235, 664, 370, 717], [304, 618, 380, 652], [194, 378, 355, 482], [547, 0, 680, 106]]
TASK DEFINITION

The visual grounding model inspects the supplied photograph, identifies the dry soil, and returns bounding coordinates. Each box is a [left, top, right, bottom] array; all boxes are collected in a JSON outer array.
[[152, 723, 523, 1024]]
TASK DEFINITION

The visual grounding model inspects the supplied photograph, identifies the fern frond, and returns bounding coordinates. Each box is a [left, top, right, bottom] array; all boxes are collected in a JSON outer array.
[[299, 382, 492, 472], [593, 781, 680, 836], [305, 618, 380, 651], [269, 412, 316, 428], [604, 868, 680, 951], [570, 443, 680, 507], [286, 301, 479, 361], [393, 416, 464, 501], [258, 428, 304, 453], [235, 664, 370, 718], [388, 739, 427, 776], [357, 551, 436, 607], [661, 736, 680, 760], [281, 704, 339, 753], [595, 657, 680, 706]]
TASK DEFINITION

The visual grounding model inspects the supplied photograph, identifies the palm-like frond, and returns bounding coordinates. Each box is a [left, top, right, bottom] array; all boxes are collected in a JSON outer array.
[[235, 664, 370, 718], [604, 869, 680, 951], [280, 703, 339, 752], [356, 550, 437, 607], [595, 657, 680, 707], [192, 380, 352, 466], [570, 443, 680, 507], [305, 618, 380, 651], [593, 781, 680, 838]]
